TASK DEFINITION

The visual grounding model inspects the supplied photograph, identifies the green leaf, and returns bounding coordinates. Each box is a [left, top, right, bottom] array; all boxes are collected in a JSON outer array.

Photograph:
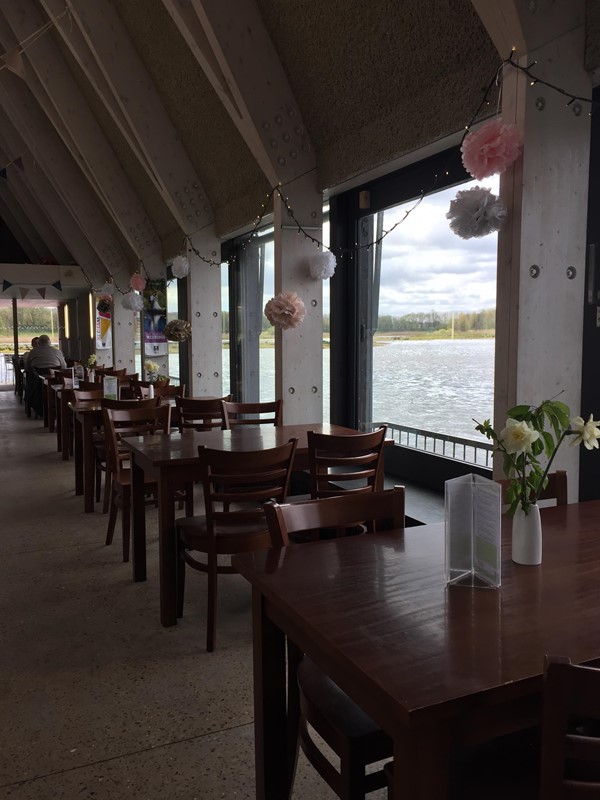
[[507, 404, 532, 420], [542, 430, 555, 458]]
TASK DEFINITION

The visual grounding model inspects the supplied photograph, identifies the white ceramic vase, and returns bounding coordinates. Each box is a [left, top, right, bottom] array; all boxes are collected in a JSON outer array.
[[511, 503, 542, 565]]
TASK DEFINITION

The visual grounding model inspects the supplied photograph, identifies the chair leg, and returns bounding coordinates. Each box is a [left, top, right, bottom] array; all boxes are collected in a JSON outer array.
[[206, 550, 218, 652], [106, 489, 118, 546], [102, 470, 111, 514], [176, 538, 186, 618], [122, 487, 131, 563], [95, 460, 101, 503]]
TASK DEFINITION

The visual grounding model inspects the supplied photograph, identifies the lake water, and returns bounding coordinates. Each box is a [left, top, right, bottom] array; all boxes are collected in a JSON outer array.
[[172, 338, 494, 441]]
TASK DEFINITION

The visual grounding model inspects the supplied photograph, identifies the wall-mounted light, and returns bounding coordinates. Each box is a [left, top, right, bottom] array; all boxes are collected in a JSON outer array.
[[64, 304, 70, 340], [89, 292, 94, 339]]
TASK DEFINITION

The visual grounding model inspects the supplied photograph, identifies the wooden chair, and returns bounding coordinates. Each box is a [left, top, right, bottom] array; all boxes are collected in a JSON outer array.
[[102, 404, 171, 562], [221, 399, 282, 428], [307, 426, 388, 500], [175, 395, 231, 432], [130, 378, 170, 398], [72, 388, 104, 402], [76, 380, 103, 391], [175, 439, 298, 651], [539, 656, 600, 798], [264, 488, 404, 800], [103, 367, 126, 377], [499, 470, 568, 507], [154, 384, 185, 398]]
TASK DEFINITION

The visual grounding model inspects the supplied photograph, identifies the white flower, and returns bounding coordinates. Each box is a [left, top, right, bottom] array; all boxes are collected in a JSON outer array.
[[570, 414, 600, 450], [499, 418, 540, 454], [145, 360, 159, 374]]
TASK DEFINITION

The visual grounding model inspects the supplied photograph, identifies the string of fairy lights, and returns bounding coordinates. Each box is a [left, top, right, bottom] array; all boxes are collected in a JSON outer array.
[[74, 48, 595, 295]]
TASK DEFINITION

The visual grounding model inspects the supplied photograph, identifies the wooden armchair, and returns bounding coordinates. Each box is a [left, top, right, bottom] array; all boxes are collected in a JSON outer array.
[[175, 396, 230, 432], [264, 487, 404, 800], [175, 439, 298, 651], [102, 404, 171, 562], [222, 399, 282, 428], [307, 426, 388, 499]]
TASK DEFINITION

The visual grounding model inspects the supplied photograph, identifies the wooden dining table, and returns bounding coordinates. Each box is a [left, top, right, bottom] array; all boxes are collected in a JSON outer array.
[[232, 500, 600, 800], [122, 423, 364, 627]]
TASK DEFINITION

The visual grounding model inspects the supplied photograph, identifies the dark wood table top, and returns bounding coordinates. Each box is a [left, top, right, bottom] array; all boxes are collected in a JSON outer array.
[[233, 500, 600, 732], [121, 423, 364, 467]]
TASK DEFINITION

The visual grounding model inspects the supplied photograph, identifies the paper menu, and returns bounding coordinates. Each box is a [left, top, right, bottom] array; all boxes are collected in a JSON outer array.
[[445, 473, 501, 588], [103, 376, 119, 400]]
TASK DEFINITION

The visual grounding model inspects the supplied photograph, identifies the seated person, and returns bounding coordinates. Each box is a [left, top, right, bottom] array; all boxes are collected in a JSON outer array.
[[21, 337, 39, 369], [25, 335, 67, 418]]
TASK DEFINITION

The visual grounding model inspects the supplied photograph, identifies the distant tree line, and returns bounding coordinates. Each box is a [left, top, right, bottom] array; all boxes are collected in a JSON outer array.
[[0, 307, 57, 333], [220, 309, 494, 335]]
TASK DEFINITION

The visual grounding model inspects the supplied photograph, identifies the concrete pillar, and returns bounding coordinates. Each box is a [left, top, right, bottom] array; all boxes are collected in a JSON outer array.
[[274, 173, 323, 423]]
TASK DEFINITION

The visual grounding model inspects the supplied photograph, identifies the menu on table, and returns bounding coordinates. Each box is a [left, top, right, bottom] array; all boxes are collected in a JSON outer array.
[[445, 473, 501, 588]]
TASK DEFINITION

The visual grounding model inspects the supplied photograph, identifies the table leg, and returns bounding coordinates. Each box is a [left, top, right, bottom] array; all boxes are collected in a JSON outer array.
[[82, 416, 95, 513], [392, 726, 450, 799], [252, 589, 290, 800], [158, 470, 178, 626], [74, 416, 83, 495], [131, 456, 147, 583], [60, 400, 70, 460], [48, 387, 55, 433], [42, 381, 48, 427]]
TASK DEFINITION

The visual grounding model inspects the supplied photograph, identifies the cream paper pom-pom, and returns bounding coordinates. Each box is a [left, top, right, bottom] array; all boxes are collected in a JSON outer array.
[[99, 282, 115, 296], [308, 251, 336, 280], [264, 291, 306, 330], [446, 186, 507, 239], [122, 292, 144, 311], [172, 255, 190, 279]]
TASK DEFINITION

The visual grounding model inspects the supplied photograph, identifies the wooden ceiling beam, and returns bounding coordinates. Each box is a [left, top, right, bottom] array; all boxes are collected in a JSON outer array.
[[1, 0, 164, 271], [165, 0, 316, 187], [57, 0, 213, 236]]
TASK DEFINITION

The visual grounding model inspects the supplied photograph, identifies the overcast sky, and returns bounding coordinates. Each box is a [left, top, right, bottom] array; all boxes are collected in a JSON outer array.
[[220, 175, 500, 318]]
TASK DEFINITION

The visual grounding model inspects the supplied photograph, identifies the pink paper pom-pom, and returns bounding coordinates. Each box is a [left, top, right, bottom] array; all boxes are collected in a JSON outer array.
[[129, 272, 146, 292], [264, 291, 306, 330], [461, 119, 523, 181]]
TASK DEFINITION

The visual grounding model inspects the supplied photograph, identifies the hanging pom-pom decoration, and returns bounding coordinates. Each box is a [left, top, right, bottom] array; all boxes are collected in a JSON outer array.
[[461, 118, 523, 180], [446, 186, 507, 239], [97, 298, 111, 314], [308, 251, 336, 280], [129, 272, 146, 292], [264, 291, 306, 330], [172, 255, 190, 279], [122, 292, 144, 311], [99, 281, 115, 296], [164, 319, 192, 342]]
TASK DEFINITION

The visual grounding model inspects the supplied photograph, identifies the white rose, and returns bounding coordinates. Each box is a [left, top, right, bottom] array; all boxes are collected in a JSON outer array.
[[570, 415, 600, 450], [499, 418, 540, 454]]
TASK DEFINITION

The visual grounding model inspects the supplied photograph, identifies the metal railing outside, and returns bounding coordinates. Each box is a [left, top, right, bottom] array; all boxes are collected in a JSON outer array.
[[373, 421, 493, 468]]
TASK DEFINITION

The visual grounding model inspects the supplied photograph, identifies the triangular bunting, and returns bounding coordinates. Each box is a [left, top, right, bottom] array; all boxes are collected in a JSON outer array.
[[2, 280, 12, 291], [37, 287, 46, 299], [14, 157, 23, 171], [19, 286, 28, 299], [51, 280, 62, 291], [2, 47, 25, 79]]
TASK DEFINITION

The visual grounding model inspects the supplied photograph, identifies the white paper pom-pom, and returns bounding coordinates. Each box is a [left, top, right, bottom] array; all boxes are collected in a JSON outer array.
[[172, 255, 190, 279], [122, 292, 144, 311], [308, 251, 336, 280], [446, 186, 507, 239], [100, 281, 115, 296]]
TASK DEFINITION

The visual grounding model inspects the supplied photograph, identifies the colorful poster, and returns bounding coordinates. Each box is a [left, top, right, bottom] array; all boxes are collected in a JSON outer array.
[[96, 297, 112, 352], [143, 279, 168, 356]]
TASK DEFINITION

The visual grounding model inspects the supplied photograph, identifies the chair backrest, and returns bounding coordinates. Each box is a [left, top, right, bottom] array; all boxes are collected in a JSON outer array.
[[130, 378, 170, 398], [499, 470, 568, 507], [264, 486, 405, 546], [102, 405, 171, 477], [103, 367, 127, 377], [176, 396, 231, 431], [101, 397, 161, 410], [154, 384, 185, 398], [222, 399, 282, 428], [198, 439, 298, 549], [73, 388, 104, 402], [307, 426, 388, 499], [76, 380, 102, 391], [540, 656, 600, 798]]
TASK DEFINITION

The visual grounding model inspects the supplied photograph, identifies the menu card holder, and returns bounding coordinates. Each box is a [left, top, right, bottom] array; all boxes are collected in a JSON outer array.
[[103, 375, 119, 400], [445, 473, 501, 589]]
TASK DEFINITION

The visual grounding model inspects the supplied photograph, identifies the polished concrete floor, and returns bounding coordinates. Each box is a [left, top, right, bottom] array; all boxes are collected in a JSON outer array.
[[0, 389, 394, 799]]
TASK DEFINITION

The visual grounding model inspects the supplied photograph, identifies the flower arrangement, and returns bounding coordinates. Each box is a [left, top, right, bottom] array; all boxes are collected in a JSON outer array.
[[475, 399, 600, 515], [84, 354, 97, 369], [164, 318, 192, 342], [145, 360, 159, 376], [264, 291, 306, 330]]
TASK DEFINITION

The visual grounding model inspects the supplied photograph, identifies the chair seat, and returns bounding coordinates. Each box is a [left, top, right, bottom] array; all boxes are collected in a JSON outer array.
[[177, 515, 271, 554], [298, 657, 391, 746]]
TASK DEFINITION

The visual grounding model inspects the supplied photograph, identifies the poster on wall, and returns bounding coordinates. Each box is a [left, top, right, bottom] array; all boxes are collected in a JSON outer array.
[[143, 279, 168, 357], [96, 297, 112, 351]]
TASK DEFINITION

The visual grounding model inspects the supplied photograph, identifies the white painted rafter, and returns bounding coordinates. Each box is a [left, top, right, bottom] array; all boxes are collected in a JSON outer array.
[[48, 0, 214, 236], [0, 1, 164, 270], [163, 0, 316, 186]]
